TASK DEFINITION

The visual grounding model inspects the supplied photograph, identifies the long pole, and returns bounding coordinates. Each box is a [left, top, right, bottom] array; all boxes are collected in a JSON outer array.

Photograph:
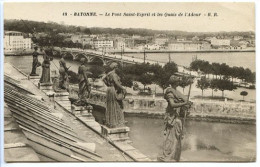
[[121, 45, 123, 65], [143, 47, 146, 63], [182, 70, 192, 138]]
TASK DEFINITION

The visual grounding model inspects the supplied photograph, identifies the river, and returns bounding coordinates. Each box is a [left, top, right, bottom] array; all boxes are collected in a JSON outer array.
[[126, 116, 256, 161], [4, 54, 256, 162], [125, 51, 256, 71], [91, 108, 256, 162]]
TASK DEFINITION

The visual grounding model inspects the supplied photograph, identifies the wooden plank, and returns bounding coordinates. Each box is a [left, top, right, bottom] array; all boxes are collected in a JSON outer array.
[[27, 140, 79, 162], [13, 114, 81, 143], [8, 105, 77, 138], [11, 111, 101, 160], [4, 143, 27, 149], [10, 108, 79, 141], [5, 91, 52, 115], [5, 88, 48, 109], [5, 98, 72, 131], [21, 125, 101, 161], [4, 78, 34, 95]]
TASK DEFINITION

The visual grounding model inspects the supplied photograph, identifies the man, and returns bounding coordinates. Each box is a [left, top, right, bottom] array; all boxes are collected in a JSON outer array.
[[158, 75, 192, 162], [30, 46, 40, 76]]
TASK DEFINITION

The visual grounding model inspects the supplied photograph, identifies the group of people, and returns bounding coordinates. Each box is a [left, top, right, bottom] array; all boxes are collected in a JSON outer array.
[[31, 46, 192, 162]]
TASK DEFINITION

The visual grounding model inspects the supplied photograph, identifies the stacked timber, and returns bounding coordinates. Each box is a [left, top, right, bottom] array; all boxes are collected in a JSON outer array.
[[4, 103, 40, 162], [4, 82, 103, 162]]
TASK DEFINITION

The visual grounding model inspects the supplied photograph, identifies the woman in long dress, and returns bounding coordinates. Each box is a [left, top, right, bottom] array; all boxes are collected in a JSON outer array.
[[58, 55, 68, 89], [75, 58, 91, 106], [40, 48, 53, 83], [103, 62, 126, 128], [158, 75, 190, 162], [30, 46, 40, 76]]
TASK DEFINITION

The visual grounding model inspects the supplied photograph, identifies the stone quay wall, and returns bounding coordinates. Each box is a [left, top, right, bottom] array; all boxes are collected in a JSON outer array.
[[69, 86, 256, 123]]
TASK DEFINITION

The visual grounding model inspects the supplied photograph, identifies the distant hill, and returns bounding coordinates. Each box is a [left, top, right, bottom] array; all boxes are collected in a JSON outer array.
[[4, 19, 255, 38]]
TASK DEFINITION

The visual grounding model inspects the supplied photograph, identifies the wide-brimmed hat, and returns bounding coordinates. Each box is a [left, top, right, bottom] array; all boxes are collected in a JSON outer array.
[[169, 75, 180, 84], [109, 62, 118, 69], [80, 58, 86, 63]]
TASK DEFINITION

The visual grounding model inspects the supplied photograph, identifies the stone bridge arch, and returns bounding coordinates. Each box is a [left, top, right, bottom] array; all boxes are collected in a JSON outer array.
[[89, 56, 105, 66], [61, 52, 75, 60], [74, 53, 90, 62]]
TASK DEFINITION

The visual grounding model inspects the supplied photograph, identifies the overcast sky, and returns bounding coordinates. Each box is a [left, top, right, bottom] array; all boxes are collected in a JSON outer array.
[[4, 2, 255, 32]]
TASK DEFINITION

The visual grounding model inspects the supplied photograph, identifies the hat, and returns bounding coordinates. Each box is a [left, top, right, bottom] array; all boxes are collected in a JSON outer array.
[[169, 75, 180, 84], [109, 62, 118, 69], [80, 58, 86, 63]]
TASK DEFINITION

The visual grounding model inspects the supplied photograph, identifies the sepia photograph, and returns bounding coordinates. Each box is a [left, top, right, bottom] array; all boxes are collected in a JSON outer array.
[[2, 1, 256, 163]]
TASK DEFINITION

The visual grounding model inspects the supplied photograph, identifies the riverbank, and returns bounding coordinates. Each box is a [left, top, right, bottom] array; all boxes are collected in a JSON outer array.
[[4, 49, 35, 56], [125, 112, 255, 124], [83, 89, 256, 125], [107, 48, 255, 54]]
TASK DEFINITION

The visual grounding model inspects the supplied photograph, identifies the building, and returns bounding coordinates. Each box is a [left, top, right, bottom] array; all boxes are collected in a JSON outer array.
[[210, 37, 231, 46], [71, 35, 82, 43], [93, 39, 114, 48], [133, 38, 147, 46], [81, 35, 94, 47], [176, 36, 186, 41], [233, 36, 243, 40], [192, 36, 200, 41], [125, 38, 135, 48], [154, 38, 168, 46], [144, 44, 161, 50], [201, 42, 211, 50], [113, 37, 126, 49], [4, 31, 32, 53], [168, 41, 211, 51]]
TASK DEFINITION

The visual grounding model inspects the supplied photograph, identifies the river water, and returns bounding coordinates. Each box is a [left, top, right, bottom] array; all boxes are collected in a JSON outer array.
[[126, 116, 256, 162], [4, 53, 256, 162], [126, 51, 256, 71], [91, 108, 256, 162]]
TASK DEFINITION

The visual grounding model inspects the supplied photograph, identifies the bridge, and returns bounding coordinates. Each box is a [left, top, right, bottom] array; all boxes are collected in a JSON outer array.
[[53, 47, 165, 66]]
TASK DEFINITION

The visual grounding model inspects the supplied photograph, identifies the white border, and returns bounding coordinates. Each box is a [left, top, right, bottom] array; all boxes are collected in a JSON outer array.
[[0, 1, 258, 167]]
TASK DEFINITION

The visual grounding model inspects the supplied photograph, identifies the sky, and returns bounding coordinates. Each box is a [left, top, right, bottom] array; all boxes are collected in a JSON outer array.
[[4, 2, 255, 32]]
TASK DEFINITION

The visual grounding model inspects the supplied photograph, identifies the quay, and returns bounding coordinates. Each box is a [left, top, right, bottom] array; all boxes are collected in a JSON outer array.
[[107, 49, 255, 54], [69, 86, 256, 125], [3, 62, 150, 162]]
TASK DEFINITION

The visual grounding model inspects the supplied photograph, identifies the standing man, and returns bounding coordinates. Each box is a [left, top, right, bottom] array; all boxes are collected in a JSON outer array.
[[30, 46, 40, 76], [158, 75, 192, 162], [58, 55, 68, 89]]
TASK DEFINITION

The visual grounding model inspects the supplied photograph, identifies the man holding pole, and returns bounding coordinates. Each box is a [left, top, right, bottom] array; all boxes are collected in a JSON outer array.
[[158, 74, 193, 162]]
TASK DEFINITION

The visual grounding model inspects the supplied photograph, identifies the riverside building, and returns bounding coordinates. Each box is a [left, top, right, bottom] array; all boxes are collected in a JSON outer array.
[[4, 31, 32, 53]]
